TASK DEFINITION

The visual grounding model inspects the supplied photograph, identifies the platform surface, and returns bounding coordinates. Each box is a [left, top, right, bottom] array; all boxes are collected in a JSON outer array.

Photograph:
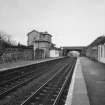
[[65, 57, 105, 105], [0, 57, 62, 71], [80, 57, 105, 105], [65, 57, 90, 105]]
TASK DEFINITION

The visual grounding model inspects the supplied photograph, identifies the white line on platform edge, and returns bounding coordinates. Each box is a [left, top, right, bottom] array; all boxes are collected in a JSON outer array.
[[65, 58, 79, 105]]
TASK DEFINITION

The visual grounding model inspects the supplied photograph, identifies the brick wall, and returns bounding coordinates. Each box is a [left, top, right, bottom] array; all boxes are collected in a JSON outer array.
[[0, 48, 34, 63]]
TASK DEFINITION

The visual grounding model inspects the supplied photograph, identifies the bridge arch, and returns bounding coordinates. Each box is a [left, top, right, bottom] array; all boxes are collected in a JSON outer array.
[[62, 46, 86, 56]]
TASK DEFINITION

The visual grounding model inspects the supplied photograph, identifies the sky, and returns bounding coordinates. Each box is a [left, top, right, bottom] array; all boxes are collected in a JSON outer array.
[[0, 0, 105, 47]]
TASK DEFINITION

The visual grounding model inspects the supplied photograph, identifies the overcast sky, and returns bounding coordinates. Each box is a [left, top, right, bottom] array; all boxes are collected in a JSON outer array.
[[0, 0, 105, 47]]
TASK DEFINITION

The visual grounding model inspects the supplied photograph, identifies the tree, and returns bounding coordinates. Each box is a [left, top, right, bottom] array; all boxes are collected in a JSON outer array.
[[0, 30, 17, 47]]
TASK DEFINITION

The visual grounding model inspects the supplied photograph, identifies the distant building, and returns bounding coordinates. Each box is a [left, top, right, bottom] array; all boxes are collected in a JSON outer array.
[[27, 30, 52, 59], [49, 47, 62, 57]]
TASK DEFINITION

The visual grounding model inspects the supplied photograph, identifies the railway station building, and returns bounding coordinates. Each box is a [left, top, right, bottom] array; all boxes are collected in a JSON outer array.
[[27, 30, 53, 59], [86, 35, 105, 63]]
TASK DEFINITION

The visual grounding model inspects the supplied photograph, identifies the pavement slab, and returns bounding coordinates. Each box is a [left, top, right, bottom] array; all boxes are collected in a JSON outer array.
[[80, 57, 105, 105]]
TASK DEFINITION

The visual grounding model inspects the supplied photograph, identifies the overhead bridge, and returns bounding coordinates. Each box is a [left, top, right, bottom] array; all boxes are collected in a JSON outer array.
[[62, 46, 86, 56]]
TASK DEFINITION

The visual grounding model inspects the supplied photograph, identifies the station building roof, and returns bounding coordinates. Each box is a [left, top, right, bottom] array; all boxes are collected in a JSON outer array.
[[27, 30, 52, 37], [40, 31, 52, 37], [27, 30, 39, 36], [88, 36, 105, 47]]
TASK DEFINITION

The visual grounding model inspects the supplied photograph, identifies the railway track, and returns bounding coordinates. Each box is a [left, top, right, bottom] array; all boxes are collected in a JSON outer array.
[[0, 58, 63, 83], [0, 58, 64, 99], [0, 57, 76, 105], [20, 58, 76, 105]]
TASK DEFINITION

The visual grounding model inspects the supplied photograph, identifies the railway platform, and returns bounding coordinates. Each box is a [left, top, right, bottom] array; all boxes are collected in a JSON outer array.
[[66, 57, 105, 105], [0, 57, 62, 71]]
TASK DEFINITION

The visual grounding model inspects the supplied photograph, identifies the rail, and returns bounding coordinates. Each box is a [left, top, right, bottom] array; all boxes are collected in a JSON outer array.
[[20, 59, 76, 105]]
